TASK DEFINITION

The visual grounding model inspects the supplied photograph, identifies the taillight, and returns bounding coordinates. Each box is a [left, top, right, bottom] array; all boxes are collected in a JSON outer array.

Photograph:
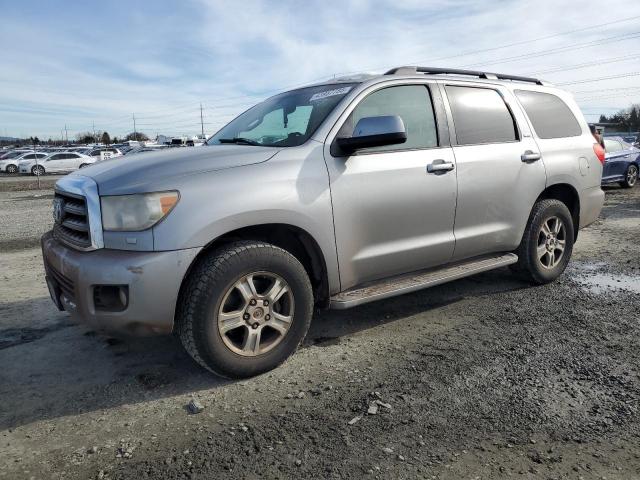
[[593, 143, 605, 165]]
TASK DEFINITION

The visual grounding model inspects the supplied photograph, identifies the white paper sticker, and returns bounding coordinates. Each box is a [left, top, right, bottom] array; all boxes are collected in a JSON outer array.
[[309, 86, 352, 102]]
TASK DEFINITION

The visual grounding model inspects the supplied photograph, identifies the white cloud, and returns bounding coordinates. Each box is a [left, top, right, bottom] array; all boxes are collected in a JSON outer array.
[[1, 0, 640, 138]]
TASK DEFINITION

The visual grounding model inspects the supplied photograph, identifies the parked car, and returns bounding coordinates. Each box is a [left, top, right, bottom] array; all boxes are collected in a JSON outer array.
[[0, 149, 30, 159], [602, 136, 639, 188], [42, 66, 604, 378], [87, 147, 123, 159], [19, 152, 95, 175], [0, 151, 48, 173]]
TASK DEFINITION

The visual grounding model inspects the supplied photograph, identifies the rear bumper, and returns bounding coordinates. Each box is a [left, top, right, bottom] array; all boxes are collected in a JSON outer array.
[[41, 231, 200, 335], [580, 186, 605, 229]]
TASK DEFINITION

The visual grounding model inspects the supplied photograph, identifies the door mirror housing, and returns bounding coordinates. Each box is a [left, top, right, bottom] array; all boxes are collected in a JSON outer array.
[[336, 115, 407, 154]]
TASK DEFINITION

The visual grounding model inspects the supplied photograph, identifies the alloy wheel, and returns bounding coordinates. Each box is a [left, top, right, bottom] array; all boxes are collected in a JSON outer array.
[[537, 216, 566, 269], [217, 271, 294, 357], [628, 165, 638, 187]]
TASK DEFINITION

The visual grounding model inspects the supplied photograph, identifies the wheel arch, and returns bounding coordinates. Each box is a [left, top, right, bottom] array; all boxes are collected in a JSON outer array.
[[535, 183, 581, 240], [176, 223, 330, 319]]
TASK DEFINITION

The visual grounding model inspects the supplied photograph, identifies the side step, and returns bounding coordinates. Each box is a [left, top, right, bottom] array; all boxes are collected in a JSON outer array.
[[329, 253, 518, 310]]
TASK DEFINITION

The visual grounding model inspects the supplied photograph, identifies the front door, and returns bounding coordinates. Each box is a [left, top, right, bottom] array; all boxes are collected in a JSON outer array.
[[324, 84, 457, 290]]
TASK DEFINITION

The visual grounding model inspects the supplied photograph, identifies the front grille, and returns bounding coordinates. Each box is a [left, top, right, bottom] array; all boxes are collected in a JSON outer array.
[[47, 262, 75, 302], [52, 191, 92, 249]]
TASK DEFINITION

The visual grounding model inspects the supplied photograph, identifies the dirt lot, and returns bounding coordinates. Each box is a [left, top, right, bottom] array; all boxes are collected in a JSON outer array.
[[1, 182, 639, 480]]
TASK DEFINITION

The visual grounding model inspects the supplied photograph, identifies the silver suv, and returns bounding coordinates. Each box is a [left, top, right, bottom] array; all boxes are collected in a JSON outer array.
[[41, 66, 605, 378]]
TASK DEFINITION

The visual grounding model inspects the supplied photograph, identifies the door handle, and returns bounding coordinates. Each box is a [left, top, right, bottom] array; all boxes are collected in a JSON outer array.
[[521, 150, 541, 163], [427, 159, 455, 173]]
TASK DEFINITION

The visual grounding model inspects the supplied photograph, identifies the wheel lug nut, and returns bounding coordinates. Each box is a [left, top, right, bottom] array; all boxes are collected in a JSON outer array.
[[243, 313, 250, 320], [265, 314, 271, 321], [252, 323, 259, 329], [250, 299, 257, 306], [263, 300, 269, 306]]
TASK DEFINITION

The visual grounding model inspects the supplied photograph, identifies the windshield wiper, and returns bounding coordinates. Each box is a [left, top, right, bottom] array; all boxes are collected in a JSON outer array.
[[217, 137, 261, 146]]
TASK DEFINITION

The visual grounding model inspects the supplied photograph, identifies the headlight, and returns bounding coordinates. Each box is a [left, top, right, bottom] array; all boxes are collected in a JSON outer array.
[[101, 191, 179, 231]]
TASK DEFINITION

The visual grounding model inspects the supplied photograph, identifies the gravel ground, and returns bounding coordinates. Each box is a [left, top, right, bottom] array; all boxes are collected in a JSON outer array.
[[0, 186, 639, 480]]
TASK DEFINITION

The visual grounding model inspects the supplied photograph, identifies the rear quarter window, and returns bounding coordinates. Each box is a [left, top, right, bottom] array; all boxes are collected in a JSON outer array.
[[515, 90, 582, 139]]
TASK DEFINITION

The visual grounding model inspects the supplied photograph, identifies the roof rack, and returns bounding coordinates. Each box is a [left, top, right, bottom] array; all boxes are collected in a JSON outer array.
[[384, 66, 546, 86]]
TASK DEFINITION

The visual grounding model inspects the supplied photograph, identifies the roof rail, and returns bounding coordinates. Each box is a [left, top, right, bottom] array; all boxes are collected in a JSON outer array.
[[384, 66, 546, 86]]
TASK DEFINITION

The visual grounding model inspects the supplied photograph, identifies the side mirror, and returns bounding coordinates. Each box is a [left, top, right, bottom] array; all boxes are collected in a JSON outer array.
[[336, 115, 407, 154]]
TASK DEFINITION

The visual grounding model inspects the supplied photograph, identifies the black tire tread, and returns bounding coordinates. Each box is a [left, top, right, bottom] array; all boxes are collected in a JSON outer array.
[[512, 199, 573, 284], [176, 240, 312, 378]]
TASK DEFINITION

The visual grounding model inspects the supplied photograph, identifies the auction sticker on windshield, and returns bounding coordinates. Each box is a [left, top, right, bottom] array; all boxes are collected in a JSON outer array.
[[309, 86, 352, 102]]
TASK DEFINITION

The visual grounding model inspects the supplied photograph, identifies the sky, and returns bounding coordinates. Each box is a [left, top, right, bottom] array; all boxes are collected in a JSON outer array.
[[1, 0, 640, 140]]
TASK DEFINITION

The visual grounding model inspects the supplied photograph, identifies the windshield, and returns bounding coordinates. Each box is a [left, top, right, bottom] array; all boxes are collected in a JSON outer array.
[[208, 83, 356, 147]]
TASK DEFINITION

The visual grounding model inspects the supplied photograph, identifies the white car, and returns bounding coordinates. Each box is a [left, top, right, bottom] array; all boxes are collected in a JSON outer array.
[[19, 152, 96, 175], [0, 151, 42, 173], [87, 147, 123, 160]]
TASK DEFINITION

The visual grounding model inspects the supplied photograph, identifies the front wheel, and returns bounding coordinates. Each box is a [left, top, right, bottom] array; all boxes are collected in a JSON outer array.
[[6, 164, 18, 174], [511, 199, 574, 284], [31, 165, 45, 176], [177, 241, 313, 378], [621, 164, 638, 188]]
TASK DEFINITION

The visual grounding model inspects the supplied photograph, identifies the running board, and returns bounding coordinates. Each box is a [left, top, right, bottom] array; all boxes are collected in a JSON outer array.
[[330, 253, 518, 309]]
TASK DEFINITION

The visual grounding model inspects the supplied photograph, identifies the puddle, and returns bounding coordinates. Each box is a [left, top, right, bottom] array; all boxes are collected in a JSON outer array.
[[576, 272, 640, 295]]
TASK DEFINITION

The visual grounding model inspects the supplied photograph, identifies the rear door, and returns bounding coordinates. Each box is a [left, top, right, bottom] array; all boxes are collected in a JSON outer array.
[[324, 82, 457, 289], [603, 139, 629, 180], [64, 153, 82, 170], [45, 153, 67, 172], [440, 83, 547, 261]]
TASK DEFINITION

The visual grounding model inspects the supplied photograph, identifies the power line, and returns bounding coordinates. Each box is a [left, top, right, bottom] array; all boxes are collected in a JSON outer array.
[[461, 31, 640, 68], [528, 53, 640, 75], [558, 72, 640, 86]]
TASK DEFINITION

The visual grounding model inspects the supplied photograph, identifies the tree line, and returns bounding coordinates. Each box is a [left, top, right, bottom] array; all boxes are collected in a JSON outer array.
[[598, 104, 640, 132], [75, 131, 150, 144]]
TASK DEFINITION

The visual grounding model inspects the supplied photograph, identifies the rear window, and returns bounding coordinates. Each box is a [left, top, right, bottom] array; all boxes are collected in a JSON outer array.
[[515, 90, 582, 139], [445, 86, 518, 145]]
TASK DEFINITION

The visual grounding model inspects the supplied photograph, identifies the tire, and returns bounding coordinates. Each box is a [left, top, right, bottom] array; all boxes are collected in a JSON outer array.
[[177, 241, 313, 378], [511, 199, 574, 285], [620, 164, 638, 188], [79, 163, 89, 169], [5, 164, 17, 174], [31, 165, 45, 176]]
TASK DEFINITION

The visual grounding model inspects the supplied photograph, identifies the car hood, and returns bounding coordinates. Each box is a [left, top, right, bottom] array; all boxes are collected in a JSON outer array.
[[76, 145, 281, 195]]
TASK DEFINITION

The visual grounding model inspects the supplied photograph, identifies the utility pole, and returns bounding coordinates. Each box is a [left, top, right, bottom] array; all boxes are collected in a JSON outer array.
[[33, 136, 41, 190], [132, 113, 137, 142], [64, 124, 68, 144], [200, 103, 205, 138]]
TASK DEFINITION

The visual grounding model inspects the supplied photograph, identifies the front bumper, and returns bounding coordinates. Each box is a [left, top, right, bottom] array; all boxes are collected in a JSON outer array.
[[41, 231, 201, 335]]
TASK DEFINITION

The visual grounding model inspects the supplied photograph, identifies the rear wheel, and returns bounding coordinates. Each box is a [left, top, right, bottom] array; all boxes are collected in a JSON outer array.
[[511, 199, 574, 284], [620, 164, 638, 188], [177, 241, 313, 378], [5, 164, 17, 174], [31, 165, 45, 176]]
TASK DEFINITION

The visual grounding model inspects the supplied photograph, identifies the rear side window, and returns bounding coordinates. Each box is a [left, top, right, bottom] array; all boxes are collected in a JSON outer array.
[[604, 139, 623, 153], [445, 86, 518, 145], [340, 85, 438, 152], [515, 90, 582, 139]]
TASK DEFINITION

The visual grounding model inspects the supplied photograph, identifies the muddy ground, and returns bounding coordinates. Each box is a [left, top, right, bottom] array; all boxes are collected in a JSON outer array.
[[0, 182, 639, 480]]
